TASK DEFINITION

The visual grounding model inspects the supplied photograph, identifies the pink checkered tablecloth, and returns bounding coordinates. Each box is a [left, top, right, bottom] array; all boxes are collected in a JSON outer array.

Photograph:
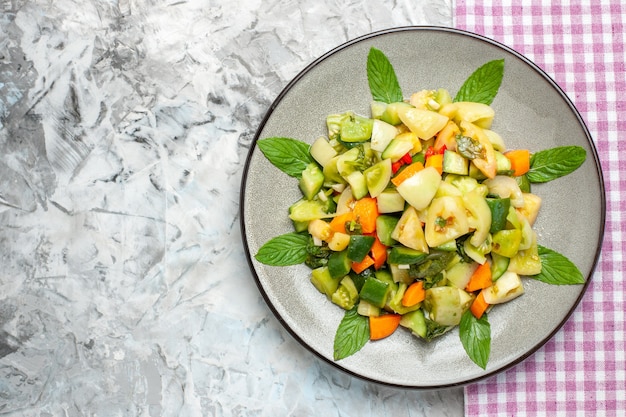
[[454, 1, 626, 416]]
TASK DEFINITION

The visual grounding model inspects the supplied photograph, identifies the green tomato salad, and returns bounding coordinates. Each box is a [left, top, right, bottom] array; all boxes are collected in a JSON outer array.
[[254, 48, 587, 369]]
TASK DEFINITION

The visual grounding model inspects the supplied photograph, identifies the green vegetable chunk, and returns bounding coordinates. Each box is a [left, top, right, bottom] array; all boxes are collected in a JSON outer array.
[[347, 235, 376, 262], [359, 277, 391, 308]]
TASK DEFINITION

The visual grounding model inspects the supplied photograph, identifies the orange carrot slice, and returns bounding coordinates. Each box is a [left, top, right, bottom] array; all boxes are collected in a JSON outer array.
[[369, 314, 402, 340], [470, 290, 490, 319], [505, 149, 531, 176], [391, 161, 425, 186], [401, 281, 425, 307], [465, 261, 493, 292]]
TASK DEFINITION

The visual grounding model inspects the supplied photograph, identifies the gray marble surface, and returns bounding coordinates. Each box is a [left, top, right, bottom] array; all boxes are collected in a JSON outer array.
[[0, 1, 464, 415]]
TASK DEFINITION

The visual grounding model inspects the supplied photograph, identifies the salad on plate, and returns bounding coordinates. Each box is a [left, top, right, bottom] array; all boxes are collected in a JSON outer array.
[[253, 47, 587, 369]]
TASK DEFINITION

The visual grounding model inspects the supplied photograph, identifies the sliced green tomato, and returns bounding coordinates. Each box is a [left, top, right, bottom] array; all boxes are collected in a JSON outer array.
[[507, 232, 542, 276], [310, 266, 340, 298], [396, 166, 442, 210], [483, 128, 506, 152], [331, 276, 360, 310], [397, 107, 449, 139], [462, 189, 492, 247], [453, 101, 495, 129], [425, 196, 469, 248], [424, 286, 473, 326], [491, 229, 522, 258], [340, 114, 374, 142], [461, 120, 496, 179], [482, 271, 524, 304], [517, 192, 542, 225], [435, 181, 463, 198], [364, 158, 392, 198], [391, 206, 429, 253], [484, 175, 525, 207]]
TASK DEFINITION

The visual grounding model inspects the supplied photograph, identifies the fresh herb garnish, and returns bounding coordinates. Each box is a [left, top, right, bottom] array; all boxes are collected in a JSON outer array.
[[257, 137, 313, 178], [333, 307, 370, 360], [367, 47, 403, 104], [454, 59, 505, 105], [527, 145, 586, 183], [533, 245, 586, 285], [459, 310, 491, 369], [254, 232, 309, 266]]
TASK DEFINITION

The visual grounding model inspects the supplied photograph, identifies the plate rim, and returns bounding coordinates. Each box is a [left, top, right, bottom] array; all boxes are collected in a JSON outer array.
[[239, 25, 607, 389]]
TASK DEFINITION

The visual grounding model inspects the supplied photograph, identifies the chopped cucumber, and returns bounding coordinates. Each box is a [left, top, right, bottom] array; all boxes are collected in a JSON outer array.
[[442, 150, 469, 175], [289, 198, 334, 222], [380, 101, 413, 126], [299, 163, 325, 200], [375, 215, 399, 246], [347, 235, 376, 262], [387, 247, 428, 265], [309, 136, 337, 167], [359, 277, 391, 308], [381, 135, 414, 162], [399, 308, 427, 338], [328, 250, 352, 279]]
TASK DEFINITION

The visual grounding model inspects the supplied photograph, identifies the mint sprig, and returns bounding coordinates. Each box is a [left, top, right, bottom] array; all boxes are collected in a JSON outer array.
[[527, 146, 586, 183], [459, 310, 491, 369], [367, 47, 403, 104], [533, 245, 586, 285], [255, 232, 309, 266], [454, 59, 505, 105], [333, 307, 370, 360], [257, 137, 312, 178]]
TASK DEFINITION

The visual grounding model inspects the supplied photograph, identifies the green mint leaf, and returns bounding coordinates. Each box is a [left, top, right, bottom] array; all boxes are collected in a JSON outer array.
[[367, 47, 403, 104], [527, 146, 586, 183], [333, 307, 370, 360], [254, 232, 309, 266], [454, 59, 504, 105], [531, 245, 585, 285], [459, 310, 491, 369], [257, 137, 313, 178]]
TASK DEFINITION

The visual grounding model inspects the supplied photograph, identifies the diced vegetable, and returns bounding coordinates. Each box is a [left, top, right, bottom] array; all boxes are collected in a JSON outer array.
[[369, 314, 402, 340]]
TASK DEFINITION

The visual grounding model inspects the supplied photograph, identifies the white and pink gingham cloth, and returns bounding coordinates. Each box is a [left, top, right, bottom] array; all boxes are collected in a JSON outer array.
[[454, 1, 626, 416]]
